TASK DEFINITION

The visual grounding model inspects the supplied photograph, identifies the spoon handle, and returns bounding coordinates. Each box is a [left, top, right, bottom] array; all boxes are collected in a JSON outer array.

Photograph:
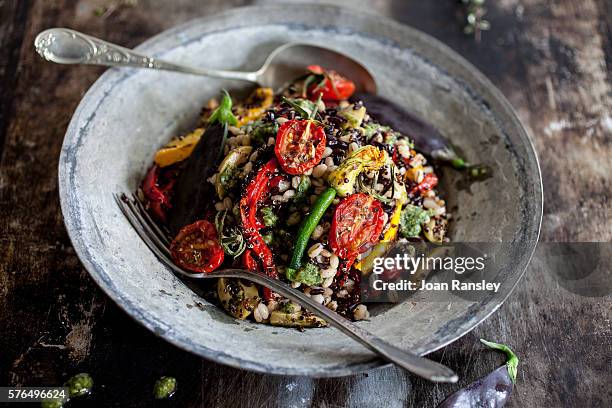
[[34, 28, 258, 82], [206, 269, 458, 383]]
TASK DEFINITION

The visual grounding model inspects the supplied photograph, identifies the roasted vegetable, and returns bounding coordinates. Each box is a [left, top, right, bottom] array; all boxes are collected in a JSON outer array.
[[286, 187, 337, 279], [438, 339, 519, 408], [240, 159, 286, 301], [306, 65, 356, 101], [166, 123, 225, 235], [170, 220, 224, 273], [353, 93, 467, 168], [269, 310, 327, 328], [236, 87, 273, 126], [329, 193, 385, 260], [154, 128, 204, 168], [424, 218, 445, 243], [275, 119, 326, 175], [327, 145, 387, 197], [217, 278, 260, 320], [216, 146, 252, 198], [339, 104, 366, 129]]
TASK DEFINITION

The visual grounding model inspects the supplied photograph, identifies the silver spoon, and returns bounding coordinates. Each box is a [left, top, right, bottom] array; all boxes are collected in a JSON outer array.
[[114, 192, 457, 383], [34, 28, 377, 93]]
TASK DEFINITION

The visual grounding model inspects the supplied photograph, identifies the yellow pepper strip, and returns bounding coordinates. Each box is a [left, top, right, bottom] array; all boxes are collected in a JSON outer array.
[[405, 165, 424, 183], [236, 88, 274, 127], [356, 202, 403, 274], [154, 128, 204, 168]]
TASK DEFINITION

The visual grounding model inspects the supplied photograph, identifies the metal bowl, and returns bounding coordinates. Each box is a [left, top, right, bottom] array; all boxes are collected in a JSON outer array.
[[59, 4, 542, 377]]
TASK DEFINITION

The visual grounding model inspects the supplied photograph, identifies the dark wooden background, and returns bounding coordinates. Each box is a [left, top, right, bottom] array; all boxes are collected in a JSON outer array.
[[1, 1, 611, 407]]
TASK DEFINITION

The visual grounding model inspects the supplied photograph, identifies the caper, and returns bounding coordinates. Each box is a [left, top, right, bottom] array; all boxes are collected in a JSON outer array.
[[65, 372, 93, 398], [153, 376, 177, 400]]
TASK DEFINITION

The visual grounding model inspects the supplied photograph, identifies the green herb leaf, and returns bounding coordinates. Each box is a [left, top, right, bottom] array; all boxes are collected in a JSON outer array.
[[281, 96, 320, 120], [215, 210, 246, 257], [480, 339, 519, 384]]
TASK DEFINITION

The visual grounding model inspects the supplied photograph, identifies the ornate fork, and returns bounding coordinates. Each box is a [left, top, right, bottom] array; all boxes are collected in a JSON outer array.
[[113, 192, 457, 382]]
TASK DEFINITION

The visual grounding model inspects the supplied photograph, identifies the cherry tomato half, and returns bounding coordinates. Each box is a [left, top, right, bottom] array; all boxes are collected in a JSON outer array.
[[170, 220, 224, 273], [307, 65, 356, 101], [274, 119, 326, 175], [329, 193, 385, 260]]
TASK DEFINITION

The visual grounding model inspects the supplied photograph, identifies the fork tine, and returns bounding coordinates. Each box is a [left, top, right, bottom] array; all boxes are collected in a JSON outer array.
[[130, 192, 171, 246], [122, 195, 172, 258], [114, 193, 206, 280]]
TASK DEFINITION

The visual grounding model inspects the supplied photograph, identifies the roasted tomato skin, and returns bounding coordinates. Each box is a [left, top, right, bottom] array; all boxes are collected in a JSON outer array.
[[307, 65, 356, 101], [329, 193, 385, 260], [142, 165, 176, 221], [410, 173, 438, 195], [274, 119, 326, 175], [170, 220, 224, 273]]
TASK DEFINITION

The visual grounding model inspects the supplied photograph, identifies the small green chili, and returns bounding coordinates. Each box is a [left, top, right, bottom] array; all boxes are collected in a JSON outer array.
[[65, 373, 93, 398], [153, 376, 177, 400], [286, 187, 336, 279]]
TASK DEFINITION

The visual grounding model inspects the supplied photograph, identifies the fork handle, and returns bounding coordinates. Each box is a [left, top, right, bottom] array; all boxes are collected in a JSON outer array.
[[208, 269, 458, 383], [34, 28, 258, 82]]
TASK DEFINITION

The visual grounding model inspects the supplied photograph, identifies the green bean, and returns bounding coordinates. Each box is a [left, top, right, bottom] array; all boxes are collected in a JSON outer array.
[[286, 187, 336, 279]]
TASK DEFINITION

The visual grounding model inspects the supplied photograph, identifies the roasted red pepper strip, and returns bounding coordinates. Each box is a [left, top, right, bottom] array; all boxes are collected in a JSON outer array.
[[142, 165, 175, 222], [240, 159, 284, 301], [410, 173, 438, 195]]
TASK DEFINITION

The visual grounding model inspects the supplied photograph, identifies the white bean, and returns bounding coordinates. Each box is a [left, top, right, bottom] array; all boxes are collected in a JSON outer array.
[[322, 147, 333, 158], [353, 304, 370, 321], [214, 202, 225, 212], [311, 225, 324, 240], [322, 276, 334, 288], [324, 156, 335, 167], [308, 243, 324, 258], [257, 303, 269, 320], [283, 189, 295, 199], [291, 176, 301, 189], [321, 268, 335, 279], [311, 294, 325, 304], [329, 254, 339, 269], [423, 198, 438, 209], [312, 164, 328, 178], [243, 161, 253, 175], [277, 180, 290, 192]]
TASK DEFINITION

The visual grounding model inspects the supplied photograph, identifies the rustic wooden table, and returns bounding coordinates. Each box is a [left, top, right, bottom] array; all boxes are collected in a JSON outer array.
[[1, 1, 610, 407]]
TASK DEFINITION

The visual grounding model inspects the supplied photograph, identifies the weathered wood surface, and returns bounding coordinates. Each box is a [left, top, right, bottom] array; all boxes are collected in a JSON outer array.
[[0, 0, 610, 407]]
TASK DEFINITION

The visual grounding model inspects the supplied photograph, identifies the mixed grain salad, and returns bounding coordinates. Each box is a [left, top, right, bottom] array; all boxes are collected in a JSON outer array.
[[141, 66, 449, 327]]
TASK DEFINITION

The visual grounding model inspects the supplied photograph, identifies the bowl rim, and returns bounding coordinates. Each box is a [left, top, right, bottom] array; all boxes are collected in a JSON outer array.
[[58, 3, 543, 377]]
